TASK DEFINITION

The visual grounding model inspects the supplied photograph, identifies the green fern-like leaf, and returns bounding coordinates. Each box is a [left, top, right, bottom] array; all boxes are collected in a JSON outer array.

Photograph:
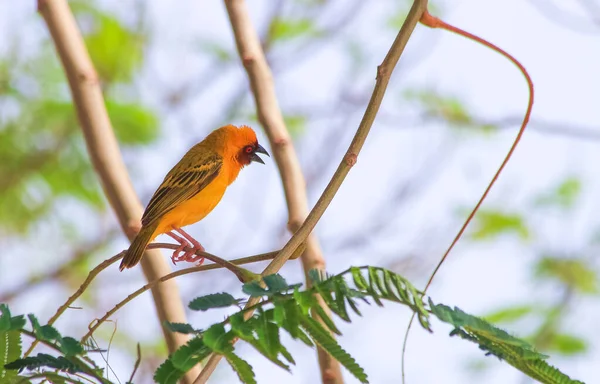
[[225, 353, 256, 384], [292, 290, 317, 315], [274, 301, 313, 347], [0, 306, 9, 332], [28, 315, 62, 344], [300, 316, 368, 383], [5, 353, 82, 374], [256, 314, 280, 359], [25, 314, 85, 358], [311, 306, 342, 336], [154, 337, 210, 384], [202, 324, 234, 354], [153, 359, 182, 384], [243, 274, 302, 297], [242, 281, 268, 297], [231, 313, 290, 371], [164, 322, 199, 335], [188, 293, 243, 311], [332, 279, 351, 322], [58, 337, 84, 357], [0, 330, 21, 382], [0, 305, 26, 332], [430, 301, 583, 384], [431, 301, 542, 357], [307, 269, 327, 284], [262, 274, 290, 293], [348, 267, 431, 331], [172, 337, 211, 371]]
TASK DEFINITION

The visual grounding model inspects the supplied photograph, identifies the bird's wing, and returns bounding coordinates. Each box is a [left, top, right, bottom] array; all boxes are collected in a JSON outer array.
[[141, 153, 223, 227]]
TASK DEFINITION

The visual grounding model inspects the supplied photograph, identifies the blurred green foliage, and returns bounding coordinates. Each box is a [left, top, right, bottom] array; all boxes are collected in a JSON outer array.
[[536, 257, 598, 294], [0, 2, 158, 235], [545, 333, 587, 356], [387, 1, 442, 30], [268, 17, 321, 43], [470, 209, 529, 241], [405, 89, 473, 126], [535, 177, 582, 209], [484, 305, 537, 324], [474, 175, 597, 364]]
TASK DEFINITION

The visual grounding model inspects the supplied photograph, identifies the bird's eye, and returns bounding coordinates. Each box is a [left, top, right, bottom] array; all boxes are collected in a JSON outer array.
[[244, 145, 253, 154]]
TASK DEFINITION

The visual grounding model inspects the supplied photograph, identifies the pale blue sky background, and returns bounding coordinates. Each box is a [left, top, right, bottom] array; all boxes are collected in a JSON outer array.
[[1, 1, 599, 383]]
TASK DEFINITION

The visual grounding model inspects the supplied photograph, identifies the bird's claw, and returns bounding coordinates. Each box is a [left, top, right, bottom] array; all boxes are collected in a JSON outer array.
[[170, 243, 205, 265], [167, 228, 206, 265]]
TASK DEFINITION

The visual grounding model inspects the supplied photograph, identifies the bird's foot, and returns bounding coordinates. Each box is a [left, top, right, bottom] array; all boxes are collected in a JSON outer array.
[[167, 228, 206, 265]]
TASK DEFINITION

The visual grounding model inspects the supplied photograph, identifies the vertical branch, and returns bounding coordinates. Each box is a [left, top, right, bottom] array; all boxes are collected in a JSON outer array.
[[194, 0, 428, 382], [222, 0, 342, 382], [37, 1, 199, 382]]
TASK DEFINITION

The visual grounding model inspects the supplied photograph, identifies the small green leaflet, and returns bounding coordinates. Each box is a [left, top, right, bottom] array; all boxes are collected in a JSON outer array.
[[188, 293, 243, 311], [0, 330, 21, 382], [164, 322, 199, 335], [242, 274, 302, 297], [0, 304, 26, 332]]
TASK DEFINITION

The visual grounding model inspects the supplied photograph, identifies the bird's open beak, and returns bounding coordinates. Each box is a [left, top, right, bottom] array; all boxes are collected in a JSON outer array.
[[251, 143, 270, 164]]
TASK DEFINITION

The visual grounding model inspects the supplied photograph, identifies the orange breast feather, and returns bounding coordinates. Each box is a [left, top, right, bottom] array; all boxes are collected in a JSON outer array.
[[151, 172, 230, 239]]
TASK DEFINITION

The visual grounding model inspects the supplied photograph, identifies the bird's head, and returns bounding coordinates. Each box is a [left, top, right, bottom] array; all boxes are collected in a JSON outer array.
[[219, 125, 270, 167]]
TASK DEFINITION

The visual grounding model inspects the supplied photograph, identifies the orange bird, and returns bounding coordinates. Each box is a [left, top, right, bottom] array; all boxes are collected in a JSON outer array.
[[119, 125, 269, 271]]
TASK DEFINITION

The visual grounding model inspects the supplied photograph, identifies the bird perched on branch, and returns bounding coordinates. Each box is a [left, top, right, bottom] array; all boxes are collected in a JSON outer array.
[[119, 124, 269, 271]]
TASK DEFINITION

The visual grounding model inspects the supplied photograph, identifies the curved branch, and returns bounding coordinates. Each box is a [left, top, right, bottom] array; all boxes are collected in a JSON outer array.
[[401, 9, 535, 382], [193, 0, 429, 382], [37, 1, 196, 381]]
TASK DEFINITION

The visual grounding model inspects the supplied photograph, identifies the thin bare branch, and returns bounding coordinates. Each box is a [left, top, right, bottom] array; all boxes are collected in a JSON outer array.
[[81, 248, 280, 342], [0, 230, 117, 303], [128, 343, 142, 384], [194, 1, 428, 382], [37, 0, 197, 381]]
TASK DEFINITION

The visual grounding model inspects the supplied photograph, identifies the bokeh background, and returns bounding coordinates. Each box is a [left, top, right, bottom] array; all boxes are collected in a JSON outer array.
[[1, 0, 599, 383]]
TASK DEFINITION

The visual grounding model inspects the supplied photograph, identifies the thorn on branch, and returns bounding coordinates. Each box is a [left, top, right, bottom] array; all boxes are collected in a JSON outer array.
[[242, 55, 256, 68], [77, 70, 100, 85], [37, 0, 49, 12], [344, 153, 358, 167], [376, 65, 387, 80], [125, 219, 142, 238], [274, 137, 289, 149], [323, 368, 338, 383], [287, 218, 304, 233]]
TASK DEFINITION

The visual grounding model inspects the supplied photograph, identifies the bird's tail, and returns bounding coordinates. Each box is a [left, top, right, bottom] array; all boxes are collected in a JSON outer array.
[[120, 224, 157, 271]]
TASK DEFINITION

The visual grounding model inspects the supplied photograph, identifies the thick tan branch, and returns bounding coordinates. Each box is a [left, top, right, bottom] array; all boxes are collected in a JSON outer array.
[[37, 1, 198, 381], [223, 0, 339, 381]]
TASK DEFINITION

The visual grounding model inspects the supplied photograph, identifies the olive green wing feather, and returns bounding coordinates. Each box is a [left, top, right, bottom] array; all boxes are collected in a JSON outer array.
[[141, 153, 223, 227]]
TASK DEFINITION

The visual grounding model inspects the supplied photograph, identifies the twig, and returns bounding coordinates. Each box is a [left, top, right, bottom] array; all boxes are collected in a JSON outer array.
[[401, 9, 535, 382], [222, 0, 341, 381], [148, 243, 259, 283], [0, 230, 117, 303], [193, 1, 429, 382], [128, 343, 142, 384], [80, 249, 280, 343], [37, 1, 197, 381], [24, 252, 124, 357]]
